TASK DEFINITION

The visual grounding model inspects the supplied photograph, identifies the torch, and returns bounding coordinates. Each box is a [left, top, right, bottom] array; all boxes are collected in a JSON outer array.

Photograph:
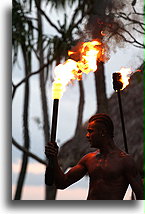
[[112, 67, 140, 153], [47, 82, 63, 185], [112, 72, 128, 153], [112, 67, 140, 200]]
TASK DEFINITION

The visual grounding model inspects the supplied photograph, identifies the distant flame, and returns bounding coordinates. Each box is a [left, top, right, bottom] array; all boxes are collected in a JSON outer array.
[[115, 67, 140, 90], [52, 39, 107, 99], [101, 31, 106, 36]]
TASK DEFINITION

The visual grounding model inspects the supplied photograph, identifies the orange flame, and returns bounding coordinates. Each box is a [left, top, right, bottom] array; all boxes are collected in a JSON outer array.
[[52, 39, 107, 99], [101, 31, 106, 36], [115, 67, 140, 90]]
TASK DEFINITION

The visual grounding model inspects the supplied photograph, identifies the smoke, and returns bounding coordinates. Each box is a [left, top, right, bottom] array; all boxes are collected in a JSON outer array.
[[69, 0, 143, 60], [82, 0, 132, 53]]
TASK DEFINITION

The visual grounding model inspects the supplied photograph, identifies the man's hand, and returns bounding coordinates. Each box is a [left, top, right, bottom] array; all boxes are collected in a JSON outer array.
[[45, 142, 59, 159]]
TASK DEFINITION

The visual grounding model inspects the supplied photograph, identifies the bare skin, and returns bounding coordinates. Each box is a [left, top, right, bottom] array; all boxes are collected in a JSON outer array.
[[45, 120, 143, 200]]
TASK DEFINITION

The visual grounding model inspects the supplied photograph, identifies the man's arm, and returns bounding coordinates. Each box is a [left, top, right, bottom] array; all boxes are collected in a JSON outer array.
[[45, 142, 87, 189], [123, 155, 143, 200]]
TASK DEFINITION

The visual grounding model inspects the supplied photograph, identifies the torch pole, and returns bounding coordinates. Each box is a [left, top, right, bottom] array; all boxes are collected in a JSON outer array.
[[117, 89, 136, 199], [47, 99, 59, 185], [116, 89, 128, 154], [112, 73, 128, 154], [112, 73, 135, 199], [51, 99, 59, 142]]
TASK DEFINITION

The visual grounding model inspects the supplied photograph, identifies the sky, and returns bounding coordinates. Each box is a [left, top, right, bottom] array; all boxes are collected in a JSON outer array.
[[11, 0, 144, 205]]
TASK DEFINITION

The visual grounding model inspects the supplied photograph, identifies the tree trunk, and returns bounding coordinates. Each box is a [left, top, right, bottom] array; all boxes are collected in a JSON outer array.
[[14, 47, 31, 200], [35, 0, 55, 200], [94, 61, 108, 113], [87, 0, 109, 113], [74, 80, 85, 136]]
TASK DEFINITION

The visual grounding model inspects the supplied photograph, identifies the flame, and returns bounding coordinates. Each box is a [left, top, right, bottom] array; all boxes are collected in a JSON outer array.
[[115, 67, 140, 90], [101, 31, 106, 36], [52, 59, 78, 99], [52, 39, 106, 99], [78, 40, 101, 74]]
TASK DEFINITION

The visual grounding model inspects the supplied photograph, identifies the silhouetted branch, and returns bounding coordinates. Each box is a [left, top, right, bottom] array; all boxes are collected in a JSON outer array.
[[132, 5, 144, 15], [12, 137, 47, 165], [108, 23, 144, 49], [116, 12, 144, 31], [133, 27, 144, 34], [35, 1, 61, 34], [68, 2, 85, 33], [119, 27, 144, 47], [12, 60, 53, 100]]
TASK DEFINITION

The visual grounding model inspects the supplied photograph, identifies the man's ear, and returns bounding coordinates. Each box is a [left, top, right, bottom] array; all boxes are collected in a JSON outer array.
[[101, 130, 105, 137], [100, 128, 107, 136]]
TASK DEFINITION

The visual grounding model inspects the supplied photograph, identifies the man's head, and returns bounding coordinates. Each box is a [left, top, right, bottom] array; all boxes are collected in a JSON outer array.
[[86, 113, 114, 148]]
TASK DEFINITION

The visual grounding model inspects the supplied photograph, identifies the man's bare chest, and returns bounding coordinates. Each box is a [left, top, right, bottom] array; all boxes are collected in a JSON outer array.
[[86, 154, 124, 180]]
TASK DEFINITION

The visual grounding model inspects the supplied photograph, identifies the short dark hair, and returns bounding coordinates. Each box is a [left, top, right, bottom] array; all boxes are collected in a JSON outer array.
[[89, 113, 114, 137]]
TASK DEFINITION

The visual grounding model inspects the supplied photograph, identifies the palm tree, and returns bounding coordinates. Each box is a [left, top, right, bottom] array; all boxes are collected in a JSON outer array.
[[12, 0, 34, 199], [37, 0, 87, 199]]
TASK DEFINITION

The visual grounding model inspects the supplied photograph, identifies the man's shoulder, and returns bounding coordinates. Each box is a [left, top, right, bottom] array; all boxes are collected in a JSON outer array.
[[118, 150, 128, 158], [112, 150, 134, 165], [81, 150, 100, 161], [118, 151, 135, 167], [118, 150, 133, 159]]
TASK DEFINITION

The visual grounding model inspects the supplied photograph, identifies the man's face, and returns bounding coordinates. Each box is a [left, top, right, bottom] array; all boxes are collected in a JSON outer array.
[[86, 121, 103, 148]]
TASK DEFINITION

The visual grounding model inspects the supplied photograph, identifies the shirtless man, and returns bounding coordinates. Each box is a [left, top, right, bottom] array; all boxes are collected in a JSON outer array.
[[45, 113, 143, 200]]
